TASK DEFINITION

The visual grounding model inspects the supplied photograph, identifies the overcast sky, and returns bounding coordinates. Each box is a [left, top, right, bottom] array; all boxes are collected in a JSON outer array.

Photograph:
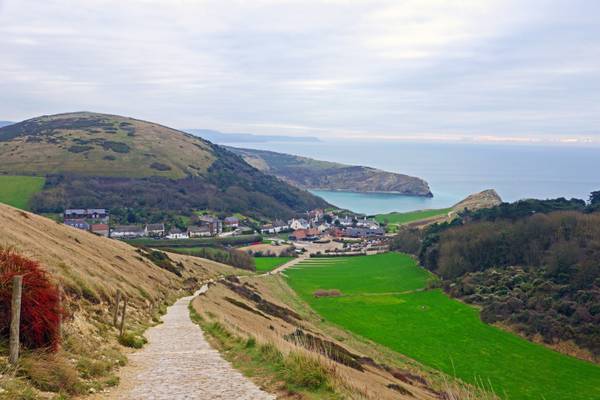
[[1, 0, 599, 143]]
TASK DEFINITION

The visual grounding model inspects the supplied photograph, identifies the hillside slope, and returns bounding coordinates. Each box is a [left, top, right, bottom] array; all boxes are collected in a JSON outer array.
[[0, 113, 329, 219], [228, 147, 432, 196], [0, 203, 240, 397]]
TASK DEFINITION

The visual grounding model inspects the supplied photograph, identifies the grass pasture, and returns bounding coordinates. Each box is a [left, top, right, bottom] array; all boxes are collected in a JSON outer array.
[[284, 253, 600, 400], [254, 257, 294, 272], [0, 175, 45, 210], [375, 208, 451, 225]]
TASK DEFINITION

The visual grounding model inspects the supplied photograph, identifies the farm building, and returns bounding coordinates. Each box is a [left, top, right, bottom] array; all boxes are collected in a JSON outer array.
[[146, 223, 166, 237]]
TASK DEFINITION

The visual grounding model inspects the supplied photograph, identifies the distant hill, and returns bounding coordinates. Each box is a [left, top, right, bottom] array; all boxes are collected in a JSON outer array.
[[0, 112, 329, 219], [452, 189, 502, 212], [0, 121, 13, 128], [185, 128, 319, 144], [227, 147, 432, 196]]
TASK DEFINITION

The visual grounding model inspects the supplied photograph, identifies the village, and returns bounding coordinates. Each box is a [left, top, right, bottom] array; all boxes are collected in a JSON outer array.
[[61, 207, 386, 244]]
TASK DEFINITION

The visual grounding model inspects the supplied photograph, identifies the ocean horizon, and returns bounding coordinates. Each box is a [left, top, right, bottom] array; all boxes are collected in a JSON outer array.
[[228, 140, 600, 214]]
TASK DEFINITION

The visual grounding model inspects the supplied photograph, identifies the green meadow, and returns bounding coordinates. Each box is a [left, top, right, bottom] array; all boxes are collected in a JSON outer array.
[[0, 175, 45, 210], [375, 208, 451, 225], [285, 253, 600, 400], [254, 257, 294, 272]]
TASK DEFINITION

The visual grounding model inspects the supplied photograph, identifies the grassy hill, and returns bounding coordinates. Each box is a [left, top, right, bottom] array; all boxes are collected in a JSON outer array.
[[0, 175, 45, 210], [228, 147, 432, 196], [0, 112, 329, 220], [375, 208, 452, 226], [377, 189, 503, 231]]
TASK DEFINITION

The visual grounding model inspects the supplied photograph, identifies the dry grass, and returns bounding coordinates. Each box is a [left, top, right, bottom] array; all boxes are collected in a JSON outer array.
[[0, 203, 239, 398], [193, 277, 441, 399], [20, 352, 81, 394]]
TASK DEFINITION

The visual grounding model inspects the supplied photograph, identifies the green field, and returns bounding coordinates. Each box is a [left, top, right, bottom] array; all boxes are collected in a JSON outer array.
[[254, 257, 294, 272], [375, 208, 451, 225], [0, 175, 45, 210], [285, 253, 600, 400]]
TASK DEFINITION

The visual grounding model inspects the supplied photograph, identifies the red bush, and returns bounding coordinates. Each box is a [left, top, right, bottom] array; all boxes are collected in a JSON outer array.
[[0, 248, 65, 351]]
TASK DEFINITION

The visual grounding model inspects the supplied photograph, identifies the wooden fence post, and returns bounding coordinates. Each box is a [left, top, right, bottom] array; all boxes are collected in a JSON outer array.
[[113, 289, 121, 327], [119, 296, 128, 336], [57, 283, 63, 344], [9, 275, 23, 365]]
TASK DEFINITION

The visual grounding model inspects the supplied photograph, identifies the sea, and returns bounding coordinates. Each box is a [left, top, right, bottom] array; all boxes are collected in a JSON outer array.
[[227, 140, 600, 215]]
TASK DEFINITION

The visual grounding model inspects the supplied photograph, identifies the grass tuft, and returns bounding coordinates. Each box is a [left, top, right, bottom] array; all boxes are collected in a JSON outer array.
[[118, 332, 147, 349], [20, 352, 82, 394]]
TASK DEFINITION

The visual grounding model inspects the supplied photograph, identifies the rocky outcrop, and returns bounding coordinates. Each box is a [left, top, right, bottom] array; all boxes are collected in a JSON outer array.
[[228, 147, 433, 197], [452, 189, 502, 212]]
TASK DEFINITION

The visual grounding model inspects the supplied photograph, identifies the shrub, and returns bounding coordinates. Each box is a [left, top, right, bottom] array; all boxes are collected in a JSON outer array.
[[67, 145, 93, 153], [0, 248, 65, 351], [118, 332, 147, 349], [150, 162, 172, 171], [101, 140, 130, 153]]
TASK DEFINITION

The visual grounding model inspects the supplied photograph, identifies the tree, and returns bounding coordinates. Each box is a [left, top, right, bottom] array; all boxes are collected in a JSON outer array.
[[589, 191, 600, 206]]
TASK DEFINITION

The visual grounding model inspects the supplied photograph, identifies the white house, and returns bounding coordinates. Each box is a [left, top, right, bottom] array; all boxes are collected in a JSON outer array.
[[356, 218, 380, 229], [289, 218, 310, 230], [166, 228, 189, 239], [110, 225, 146, 239], [188, 225, 212, 238], [335, 216, 354, 227], [261, 219, 290, 234], [145, 223, 166, 237], [317, 223, 330, 232]]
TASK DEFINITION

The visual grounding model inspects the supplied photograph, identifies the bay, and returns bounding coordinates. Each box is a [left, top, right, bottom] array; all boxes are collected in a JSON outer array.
[[227, 140, 600, 214]]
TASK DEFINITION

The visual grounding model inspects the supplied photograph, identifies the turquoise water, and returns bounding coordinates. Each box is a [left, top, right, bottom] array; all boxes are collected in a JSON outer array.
[[228, 140, 600, 214], [309, 190, 459, 215]]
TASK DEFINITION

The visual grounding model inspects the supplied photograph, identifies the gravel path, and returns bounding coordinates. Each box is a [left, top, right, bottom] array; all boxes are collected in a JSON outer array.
[[104, 287, 275, 400]]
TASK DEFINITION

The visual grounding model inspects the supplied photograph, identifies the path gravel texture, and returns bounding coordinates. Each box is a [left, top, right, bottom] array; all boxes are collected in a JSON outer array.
[[104, 287, 275, 400]]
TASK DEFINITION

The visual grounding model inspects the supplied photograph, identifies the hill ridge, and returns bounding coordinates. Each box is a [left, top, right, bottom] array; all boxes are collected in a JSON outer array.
[[0, 112, 330, 219], [227, 146, 432, 196]]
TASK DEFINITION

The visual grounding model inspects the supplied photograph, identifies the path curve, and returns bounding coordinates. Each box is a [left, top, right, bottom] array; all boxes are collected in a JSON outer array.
[[267, 253, 309, 275], [104, 286, 275, 400]]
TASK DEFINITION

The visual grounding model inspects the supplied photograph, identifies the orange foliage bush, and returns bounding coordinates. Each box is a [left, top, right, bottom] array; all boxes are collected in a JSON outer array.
[[0, 248, 65, 351]]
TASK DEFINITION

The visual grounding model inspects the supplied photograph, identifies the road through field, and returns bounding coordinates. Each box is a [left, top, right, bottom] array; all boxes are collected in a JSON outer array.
[[102, 286, 274, 400]]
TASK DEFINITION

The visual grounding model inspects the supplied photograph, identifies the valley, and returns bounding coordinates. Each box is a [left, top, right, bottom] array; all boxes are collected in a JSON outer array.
[[0, 115, 598, 400], [284, 253, 600, 400]]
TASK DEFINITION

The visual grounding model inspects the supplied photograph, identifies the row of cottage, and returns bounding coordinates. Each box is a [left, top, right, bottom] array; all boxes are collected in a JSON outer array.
[[261, 210, 384, 240], [62, 207, 384, 241], [63, 209, 242, 239]]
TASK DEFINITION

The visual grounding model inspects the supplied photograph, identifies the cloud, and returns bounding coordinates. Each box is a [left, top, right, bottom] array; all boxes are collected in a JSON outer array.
[[0, 0, 599, 142]]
